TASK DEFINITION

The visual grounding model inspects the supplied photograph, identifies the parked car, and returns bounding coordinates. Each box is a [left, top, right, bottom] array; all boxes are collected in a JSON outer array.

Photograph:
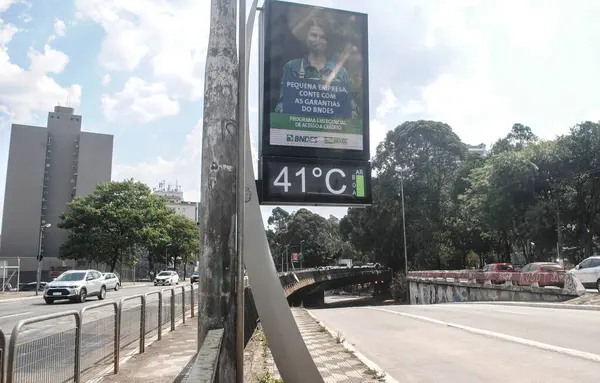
[[43, 269, 107, 304], [477, 263, 516, 284], [518, 262, 565, 288], [19, 281, 47, 291], [102, 272, 121, 291], [191, 270, 200, 284], [568, 256, 600, 291], [154, 270, 179, 286]]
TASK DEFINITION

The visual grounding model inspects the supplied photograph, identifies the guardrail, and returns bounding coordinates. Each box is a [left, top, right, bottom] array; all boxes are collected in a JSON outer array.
[[4, 283, 195, 383], [1, 327, 6, 383], [408, 270, 565, 287]]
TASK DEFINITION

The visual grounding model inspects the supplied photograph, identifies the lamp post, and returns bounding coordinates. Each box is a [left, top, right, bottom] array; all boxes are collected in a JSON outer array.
[[165, 243, 172, 269], [36, 223, 51, 296], [300, 240, 305, 269]]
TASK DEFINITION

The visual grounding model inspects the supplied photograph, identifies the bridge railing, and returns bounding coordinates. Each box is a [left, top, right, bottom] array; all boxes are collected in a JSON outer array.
[[408, 270, 565, 287], [4, 284, 195, 383]]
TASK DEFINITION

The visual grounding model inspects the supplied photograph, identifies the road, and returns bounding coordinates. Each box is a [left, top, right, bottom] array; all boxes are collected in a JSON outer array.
[[0, 282, 189, 342], [309, 303, 600, 382]]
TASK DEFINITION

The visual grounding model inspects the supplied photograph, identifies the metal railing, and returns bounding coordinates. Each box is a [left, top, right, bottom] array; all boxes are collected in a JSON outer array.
[[1, 327, 6, 383], [4, 284, 195, 383]]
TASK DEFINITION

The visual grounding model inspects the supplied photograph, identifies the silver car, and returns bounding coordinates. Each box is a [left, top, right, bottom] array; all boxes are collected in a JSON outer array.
[[102, 272, 121, 291], [44, 269, 107, 304]]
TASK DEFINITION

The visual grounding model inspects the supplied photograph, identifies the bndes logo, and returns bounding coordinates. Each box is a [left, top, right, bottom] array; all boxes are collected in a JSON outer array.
[[287, 135, 318, 143]]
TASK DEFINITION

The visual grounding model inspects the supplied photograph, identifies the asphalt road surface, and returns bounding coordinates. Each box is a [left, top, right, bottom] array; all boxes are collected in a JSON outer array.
[[309, 303, 600, 382], [0, 282, 190, 341]]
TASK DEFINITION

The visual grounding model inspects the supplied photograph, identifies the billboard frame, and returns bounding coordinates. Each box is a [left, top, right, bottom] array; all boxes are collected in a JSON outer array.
[[259, 0, 371, 162]]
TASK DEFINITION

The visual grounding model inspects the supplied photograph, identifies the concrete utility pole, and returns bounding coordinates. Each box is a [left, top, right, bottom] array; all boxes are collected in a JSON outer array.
[[198, 0, 239, 381]]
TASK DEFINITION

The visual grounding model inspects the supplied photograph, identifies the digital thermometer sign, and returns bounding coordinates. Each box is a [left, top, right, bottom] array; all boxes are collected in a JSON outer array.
[[260, 156, 372, 206]]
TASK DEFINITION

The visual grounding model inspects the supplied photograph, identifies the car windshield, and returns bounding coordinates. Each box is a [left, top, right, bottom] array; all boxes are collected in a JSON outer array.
[[158, 272, 171, 276], [193, 271, 199, 275], [497, 265, 514, 271], [56, 272, 86, 281]]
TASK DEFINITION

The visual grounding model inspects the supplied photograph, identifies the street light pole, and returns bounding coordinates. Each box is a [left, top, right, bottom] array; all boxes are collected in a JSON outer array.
[[36, 223, 51, 296], [300, 240, 304, 269], [165, 244, 171, 269], [400, 171, 408, 278]]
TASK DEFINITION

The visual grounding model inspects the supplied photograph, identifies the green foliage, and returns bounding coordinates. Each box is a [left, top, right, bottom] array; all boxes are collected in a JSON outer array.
[[266, 208, 362, 268], [58, 179, 200, 272], [343, 120, 600, 270]]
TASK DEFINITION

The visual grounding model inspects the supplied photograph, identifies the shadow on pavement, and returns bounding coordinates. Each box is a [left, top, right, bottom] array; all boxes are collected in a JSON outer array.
[[308, 295, 402, 310]]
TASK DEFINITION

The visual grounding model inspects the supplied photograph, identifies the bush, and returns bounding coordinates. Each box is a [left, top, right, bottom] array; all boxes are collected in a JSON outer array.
[[389, 272, 408, 302]]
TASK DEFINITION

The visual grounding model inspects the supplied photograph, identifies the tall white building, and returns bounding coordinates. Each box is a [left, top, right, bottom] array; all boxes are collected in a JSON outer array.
[[467, 143, 487, 156], [152, 181, 199, 223]]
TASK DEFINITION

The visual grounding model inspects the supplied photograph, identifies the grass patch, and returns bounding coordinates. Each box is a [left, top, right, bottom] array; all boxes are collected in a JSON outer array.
[[256, 371, 284, 383]]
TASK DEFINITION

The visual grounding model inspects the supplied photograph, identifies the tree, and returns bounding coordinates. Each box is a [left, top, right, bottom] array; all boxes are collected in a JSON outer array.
[[58, 179, 171, 271], [164, 213, 201, 280]]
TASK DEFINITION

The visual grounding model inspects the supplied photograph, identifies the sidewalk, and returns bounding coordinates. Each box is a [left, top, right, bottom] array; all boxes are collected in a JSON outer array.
[[255, 308, 385, 382], [100, 320, 198, 383]]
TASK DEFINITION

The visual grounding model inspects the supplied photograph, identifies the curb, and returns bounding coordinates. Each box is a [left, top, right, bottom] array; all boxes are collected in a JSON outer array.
[[463, 301, 600, 311], [304, 309, 399, 383]]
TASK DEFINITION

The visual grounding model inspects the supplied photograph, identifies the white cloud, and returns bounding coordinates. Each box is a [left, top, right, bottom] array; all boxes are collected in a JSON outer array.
[[100, 0, 600, 227], [101, 77, 180, 123], [75, 0, 210, 101], [0, 19, 81, 122], [102, 74, 111, 86], [0, 0, 18, 12], [53, 18, 66, 36], [113, 119, 203, 202]]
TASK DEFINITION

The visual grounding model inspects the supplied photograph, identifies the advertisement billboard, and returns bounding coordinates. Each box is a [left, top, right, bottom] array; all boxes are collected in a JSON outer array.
[[260, 0, 370, 161]]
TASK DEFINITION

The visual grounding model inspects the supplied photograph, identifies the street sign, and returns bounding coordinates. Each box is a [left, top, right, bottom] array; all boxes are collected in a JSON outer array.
[[292, 252, 299, 262], [259, 0, 372, 206], [260, 156, 372, 206]]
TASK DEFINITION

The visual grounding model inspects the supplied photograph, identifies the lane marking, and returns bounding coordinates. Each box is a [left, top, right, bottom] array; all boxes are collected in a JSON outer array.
[[410, 303, 535, 317], [364, 307, 600, 364], [0, 311, 32, 320]]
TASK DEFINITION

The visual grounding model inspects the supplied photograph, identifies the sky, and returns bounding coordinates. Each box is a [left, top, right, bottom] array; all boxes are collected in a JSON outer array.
[[2, 0, 600, 232]]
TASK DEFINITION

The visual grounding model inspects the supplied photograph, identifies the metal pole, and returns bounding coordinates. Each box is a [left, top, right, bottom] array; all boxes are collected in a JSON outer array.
[[300, 240, 304, 269], [236, 0, 247, 380], [400, 171, 408, 277], [16, 258, 20, 293], [35, 227, 44, 296]]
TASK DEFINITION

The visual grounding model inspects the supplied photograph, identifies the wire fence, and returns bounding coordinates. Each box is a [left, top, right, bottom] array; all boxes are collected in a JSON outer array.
[[1, 327, 6, 383], [4, 284, 194, 383]]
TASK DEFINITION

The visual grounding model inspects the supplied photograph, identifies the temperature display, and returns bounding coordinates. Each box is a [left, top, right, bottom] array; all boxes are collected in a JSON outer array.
[[261, 157, 372, 206]]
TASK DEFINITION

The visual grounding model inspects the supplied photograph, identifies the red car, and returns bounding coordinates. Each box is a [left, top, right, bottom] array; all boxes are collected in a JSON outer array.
[[518, 262, 564, 288], [477, 263, 516, 284]]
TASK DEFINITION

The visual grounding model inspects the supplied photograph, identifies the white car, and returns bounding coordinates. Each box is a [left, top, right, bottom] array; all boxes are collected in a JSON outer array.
[[154, 271, 179, 286], [102, 272, 121, 291], [44, 269, 107, 304], [569, 256, 600, 291]]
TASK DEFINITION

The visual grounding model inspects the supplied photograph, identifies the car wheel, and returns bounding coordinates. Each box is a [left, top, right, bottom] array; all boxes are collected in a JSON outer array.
[[78, 288, 87, 303], [114, 283, 120, 291], [44, 298, 54, 304], [596, 279, 600, 292], [98, 286, 106, 300], [154, 283, 157, 286]]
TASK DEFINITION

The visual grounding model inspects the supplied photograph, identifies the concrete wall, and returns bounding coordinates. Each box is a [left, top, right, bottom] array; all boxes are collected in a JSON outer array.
[[76, 132, 113, 197], [0, 125, 47, 264], [409, 278, 578, 305], [43, 108, 83, 260]]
